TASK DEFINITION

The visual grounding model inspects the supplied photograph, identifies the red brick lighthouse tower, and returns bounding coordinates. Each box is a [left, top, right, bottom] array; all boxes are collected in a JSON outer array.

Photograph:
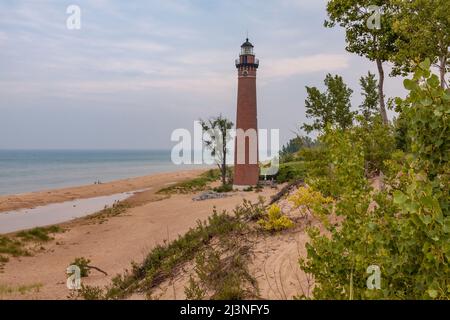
[[234, 38, 260, 188]]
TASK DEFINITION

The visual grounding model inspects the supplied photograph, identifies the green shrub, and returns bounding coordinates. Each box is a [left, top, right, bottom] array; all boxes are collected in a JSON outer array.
[[306, 127, 368, 198], [353, 116, 396, 174], [258, 204, 294, 232], [79, 284, 104, 300], [276, 161, 307, 183], [85, 208, 245, 299], [233, 197, 266, 222], [213, 184, 233, 193], [70, 257, 91, 278], [299, 62, 449, 300]]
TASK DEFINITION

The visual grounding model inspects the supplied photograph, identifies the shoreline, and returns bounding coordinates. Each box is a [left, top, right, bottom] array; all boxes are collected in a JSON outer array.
[[0, 177, 282, 299], [0, 168, 208, 213]]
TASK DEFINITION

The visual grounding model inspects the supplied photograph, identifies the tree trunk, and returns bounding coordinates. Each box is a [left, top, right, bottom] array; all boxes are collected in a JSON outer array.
[[222, 134, 227, 185], [439, 55, 447, 89], [376, 59, 388, 125]]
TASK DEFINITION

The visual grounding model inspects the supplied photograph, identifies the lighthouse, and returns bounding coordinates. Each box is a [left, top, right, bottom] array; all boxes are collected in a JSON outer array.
[[233, 38, 259, 188]]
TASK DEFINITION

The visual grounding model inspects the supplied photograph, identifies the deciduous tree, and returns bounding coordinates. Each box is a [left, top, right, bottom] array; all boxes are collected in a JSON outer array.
[[391, 0, 450, 88], [325, 0, 396, 124], [302, 74, 355, 133], [200, 115, 233, 186]]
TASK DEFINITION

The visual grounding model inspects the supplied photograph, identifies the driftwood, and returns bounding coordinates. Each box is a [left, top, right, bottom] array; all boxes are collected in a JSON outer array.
[[87, 265, 108, 276], [269, 179, 305, 205]]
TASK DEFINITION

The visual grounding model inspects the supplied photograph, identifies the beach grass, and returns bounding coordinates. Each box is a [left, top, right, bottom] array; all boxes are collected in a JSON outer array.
[[16, 226, 63, 242], [157, 169, 220, 194], [0, 236, 29, 257], [79, 206, 248, 299], [0, 283, 43, 296], [0, 226, 64, 262]]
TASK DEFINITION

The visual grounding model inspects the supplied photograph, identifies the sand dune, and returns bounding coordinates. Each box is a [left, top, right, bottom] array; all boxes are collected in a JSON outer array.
[[0, 177, 279, 299]]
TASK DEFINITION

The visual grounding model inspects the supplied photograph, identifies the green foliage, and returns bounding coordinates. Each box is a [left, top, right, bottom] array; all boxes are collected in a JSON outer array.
[[0, 225, 63, 264], [299, 63, 449, 300], [0, 236, 29, 257], [394, 59, 450, 177], [353, 116, 396, 173], [99, 202, 129, 218], [78, 284, 104, 300], [233, 197, 266, 222], [280, 135, 316, 162], [17, 226, 62, 242], [289, 187, 333, 219], [200, 115, 234, 185], [70, 257, 91, 277], [276, 161, 307, 183], [303, 118, 395, 186], [258, 204, 294, 232], [359, 72, 379, 121], [157, 169, 220, 194], [185, 245, 257, 300], [213, 184, 233, 193], [84, 207, 246, 299], [302, 74, 355, 133], [325, 0, 396, 62], [393, 112, 410, 151], [0, 283, 43, 296], [306, 126, 368, 198], [325, 0, 397, 124], [390, 0, 449, 85], [185, 276, 206, 300]]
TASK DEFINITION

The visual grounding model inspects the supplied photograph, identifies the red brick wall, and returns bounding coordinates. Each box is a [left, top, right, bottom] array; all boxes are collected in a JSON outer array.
[[234, 69, 259, 186]]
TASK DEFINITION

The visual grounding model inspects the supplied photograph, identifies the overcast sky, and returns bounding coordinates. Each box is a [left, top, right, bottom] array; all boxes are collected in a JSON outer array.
[[0, 0, 406, 150]]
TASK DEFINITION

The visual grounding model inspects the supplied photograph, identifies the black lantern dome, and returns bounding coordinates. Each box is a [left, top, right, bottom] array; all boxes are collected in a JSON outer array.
[[240, 38, 254, 55]]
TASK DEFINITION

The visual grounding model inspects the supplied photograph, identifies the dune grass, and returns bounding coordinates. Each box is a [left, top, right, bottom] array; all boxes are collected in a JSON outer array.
[[0, 225, 64, 265], [79, 206, 249, 300], [16, 226, 63, 242], [157, 169, 221, 194], [0, 283, 43, 296]]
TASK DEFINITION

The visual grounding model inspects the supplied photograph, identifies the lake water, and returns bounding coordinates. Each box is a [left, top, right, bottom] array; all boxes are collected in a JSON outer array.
[[0, 191, 139, 234], [0, 150, 187, 195]]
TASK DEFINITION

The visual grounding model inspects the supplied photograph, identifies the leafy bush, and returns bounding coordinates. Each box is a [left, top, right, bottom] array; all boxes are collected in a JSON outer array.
[[276, 161, 307, 183], [280, 135, 317, 163], [213, 184, 233, 193], [70, 257, 91, 278], [289, 187, 333, 219], [258, 204, 294, 232], [298, 62, 449, 300], [78, 284, 104, 300], [233, 197, 266, 222], [306, 126, 368, 198], [353, 116, 396, 174]]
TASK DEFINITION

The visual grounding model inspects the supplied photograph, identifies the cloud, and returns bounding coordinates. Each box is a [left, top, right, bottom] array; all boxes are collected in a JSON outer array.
[[262, 54, 350, 79], [0, 31, 7, 44], [281, 0, 327, 10]]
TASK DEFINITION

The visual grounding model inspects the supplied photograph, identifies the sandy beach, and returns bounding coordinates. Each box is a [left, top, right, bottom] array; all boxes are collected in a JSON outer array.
[[0, 169, 307, 300], [0, 169, 206, 213]]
